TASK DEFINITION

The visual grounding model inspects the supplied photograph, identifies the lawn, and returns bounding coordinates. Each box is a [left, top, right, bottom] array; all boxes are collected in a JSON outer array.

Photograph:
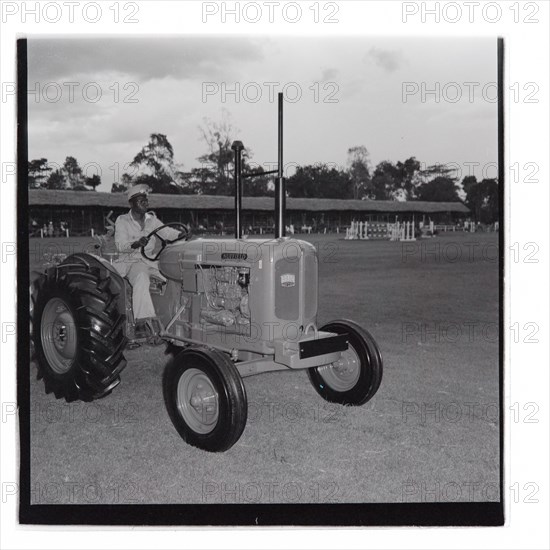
[[27, 231, 500, 505]]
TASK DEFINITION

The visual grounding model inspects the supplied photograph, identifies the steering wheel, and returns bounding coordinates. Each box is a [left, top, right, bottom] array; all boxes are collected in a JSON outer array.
[[141, 222, 190, 262]]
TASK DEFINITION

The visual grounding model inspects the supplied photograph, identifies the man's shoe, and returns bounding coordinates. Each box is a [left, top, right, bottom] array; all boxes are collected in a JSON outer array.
[[145, 318, 164, 346], [134, 320, 149, 340], [133, 317, 164, 345], [147, 335, 164, 346]]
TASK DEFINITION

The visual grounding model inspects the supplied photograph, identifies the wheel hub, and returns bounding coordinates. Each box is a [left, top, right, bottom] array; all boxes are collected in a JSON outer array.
[[317, 346, 361, 392], [53, 322, 68, 349], [177, 368, 219, 434], [333, 352, 358, 374], [189, 383, 217, 413], [40, 297, 77, 374]]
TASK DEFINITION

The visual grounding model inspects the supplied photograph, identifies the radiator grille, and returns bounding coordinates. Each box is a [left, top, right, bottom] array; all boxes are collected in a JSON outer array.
[[275, 259, 300, 320]]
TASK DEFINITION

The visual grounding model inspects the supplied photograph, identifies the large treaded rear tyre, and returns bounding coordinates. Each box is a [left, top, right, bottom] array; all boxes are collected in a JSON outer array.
[[163, 347, 248, 452], [32, 254, 128, 402], [307, 319, 383, 406]]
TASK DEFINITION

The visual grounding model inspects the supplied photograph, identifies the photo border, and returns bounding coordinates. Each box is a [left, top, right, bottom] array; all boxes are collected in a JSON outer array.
[[16, 34, 505, 527]]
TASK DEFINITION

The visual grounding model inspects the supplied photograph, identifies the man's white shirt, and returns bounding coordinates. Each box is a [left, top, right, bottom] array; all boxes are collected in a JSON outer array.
[[114, 210, 180, 271]]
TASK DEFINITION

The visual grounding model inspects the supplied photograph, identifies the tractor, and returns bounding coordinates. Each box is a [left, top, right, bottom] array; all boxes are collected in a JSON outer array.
[[30, 94, 383, 452]]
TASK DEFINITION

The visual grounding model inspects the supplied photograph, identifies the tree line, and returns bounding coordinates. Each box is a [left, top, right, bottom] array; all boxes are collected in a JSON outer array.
[[28, 116, 499, 223], [28, 156, 101, 191]]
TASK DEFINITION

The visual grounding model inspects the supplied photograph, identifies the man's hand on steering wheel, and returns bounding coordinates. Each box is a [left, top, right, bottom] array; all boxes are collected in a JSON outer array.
[[131, 236, 150, 249], [140, 222, 190, 261]]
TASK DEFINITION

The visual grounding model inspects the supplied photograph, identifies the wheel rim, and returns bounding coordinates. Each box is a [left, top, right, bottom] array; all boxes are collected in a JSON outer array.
[[317, 345, 361, 392], [40, 297, 77, 374], [176, 368, 219, 434]]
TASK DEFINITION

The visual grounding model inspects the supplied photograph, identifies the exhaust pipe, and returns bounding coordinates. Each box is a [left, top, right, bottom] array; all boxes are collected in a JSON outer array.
[[275, 92, 286, 238], [232, 92, 286, 239], [231, 140, 244, 239]]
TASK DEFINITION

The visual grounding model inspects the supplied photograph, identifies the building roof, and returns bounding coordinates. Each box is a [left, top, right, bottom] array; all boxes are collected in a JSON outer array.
[[28, 189, 470, 214]]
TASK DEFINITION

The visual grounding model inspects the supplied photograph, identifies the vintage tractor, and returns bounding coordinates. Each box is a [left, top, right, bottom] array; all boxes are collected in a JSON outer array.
[[31, 94, 383, 452]]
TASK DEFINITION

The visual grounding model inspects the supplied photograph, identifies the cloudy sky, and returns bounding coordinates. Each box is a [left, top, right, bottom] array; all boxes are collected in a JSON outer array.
[[28, 36, 498, 193]]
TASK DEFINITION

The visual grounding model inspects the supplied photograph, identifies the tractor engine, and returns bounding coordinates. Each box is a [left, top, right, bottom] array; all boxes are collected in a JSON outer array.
[[198, 264, 251, 329], [156, 238, 319, 356]]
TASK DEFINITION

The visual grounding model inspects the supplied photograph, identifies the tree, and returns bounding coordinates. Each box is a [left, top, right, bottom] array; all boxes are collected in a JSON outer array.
[[461, 175, 478, 196], [63, 156, 84, 189], [135, 173, 180, 195], [370, 161, 399, 200], [242, 165, 273, 197], [28, 158, 52, 189], [478, 178, 499, 223], [179, 167, 214, 195], [395, 157, 421, 200], [286, 164, 353, 199], [111, 173, 133, 193], [418, 163, 457, 184], [347, 146, 371, 200], [46, 169, 65, 190], [194, 112, 272, 196], [367, 157, 422, 200], [130, 133, 181, 194], [85, 174, 101, 191], [464, 177, 499, 223], [416, 176, 460, 202], [196, 112, 237, 196], [415, 163, 461, 202]]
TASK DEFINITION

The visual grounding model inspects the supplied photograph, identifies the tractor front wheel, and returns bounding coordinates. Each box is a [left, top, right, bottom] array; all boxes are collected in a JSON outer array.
[[163, 347, 247, 452], [307, 319, 383, 406]]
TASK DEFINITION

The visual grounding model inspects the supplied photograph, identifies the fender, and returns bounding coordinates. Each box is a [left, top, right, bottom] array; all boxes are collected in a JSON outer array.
[[41, 253, 133, 339], [68, 253, 134, 337]]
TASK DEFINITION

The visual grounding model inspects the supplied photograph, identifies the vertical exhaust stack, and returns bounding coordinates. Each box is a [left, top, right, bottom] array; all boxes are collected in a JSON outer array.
[[231, 140, 244, 239], [275, 92, 286, 238], [232, 94, 285, 239]]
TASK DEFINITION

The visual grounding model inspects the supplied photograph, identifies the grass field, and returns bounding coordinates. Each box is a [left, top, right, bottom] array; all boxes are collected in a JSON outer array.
[[28, 232, 500, 505]]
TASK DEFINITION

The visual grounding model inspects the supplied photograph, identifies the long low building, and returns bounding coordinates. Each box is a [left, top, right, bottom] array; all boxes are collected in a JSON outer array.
[[29, 189, 470, 235]]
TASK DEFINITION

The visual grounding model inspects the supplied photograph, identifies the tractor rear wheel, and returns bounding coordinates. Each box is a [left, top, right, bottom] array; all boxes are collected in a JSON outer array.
[[307, 319, 383, 406], [163, 347, 247, 452], [32, 255, 128, 402]]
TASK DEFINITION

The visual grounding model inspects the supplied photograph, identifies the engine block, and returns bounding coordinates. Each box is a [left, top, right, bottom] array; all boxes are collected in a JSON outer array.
[[198, 265, 250, 328]]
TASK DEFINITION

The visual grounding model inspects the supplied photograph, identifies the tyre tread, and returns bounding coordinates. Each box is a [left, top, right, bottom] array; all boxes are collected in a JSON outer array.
[[32, 255, 128, 402]]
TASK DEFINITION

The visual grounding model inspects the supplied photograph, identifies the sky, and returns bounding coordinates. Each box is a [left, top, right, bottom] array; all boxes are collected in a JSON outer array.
[[27, 36, 498, 193]]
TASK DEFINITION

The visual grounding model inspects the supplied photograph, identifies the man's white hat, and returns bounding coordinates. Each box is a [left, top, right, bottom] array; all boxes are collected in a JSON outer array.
[[127, 184, 150, 201]]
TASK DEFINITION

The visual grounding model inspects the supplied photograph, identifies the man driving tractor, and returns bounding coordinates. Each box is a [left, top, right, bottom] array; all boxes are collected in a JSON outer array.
[[114, 184, 186, 340]]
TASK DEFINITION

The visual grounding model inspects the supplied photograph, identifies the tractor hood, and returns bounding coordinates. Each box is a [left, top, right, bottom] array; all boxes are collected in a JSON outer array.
[[159, 237, 317, 278]]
